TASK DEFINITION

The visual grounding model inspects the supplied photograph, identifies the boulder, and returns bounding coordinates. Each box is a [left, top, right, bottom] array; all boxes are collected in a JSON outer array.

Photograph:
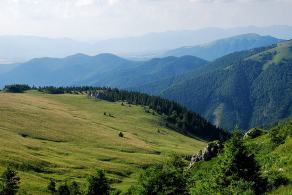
[[189, 141, 223, 168], [244, 128, 265, 139]]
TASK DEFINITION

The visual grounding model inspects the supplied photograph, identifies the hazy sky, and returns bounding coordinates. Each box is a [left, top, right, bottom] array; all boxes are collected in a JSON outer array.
[[1, 0, 292, 40]]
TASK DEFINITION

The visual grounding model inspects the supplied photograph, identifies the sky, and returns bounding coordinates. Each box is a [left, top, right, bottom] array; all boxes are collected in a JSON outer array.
[[0, 0, 292, 41]]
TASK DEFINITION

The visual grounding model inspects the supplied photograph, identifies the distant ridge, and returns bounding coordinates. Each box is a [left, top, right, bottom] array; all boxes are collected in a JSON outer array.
[[1, 25, 292, 62], [163, 33, 282, 60], [0, 54, 207, 89]]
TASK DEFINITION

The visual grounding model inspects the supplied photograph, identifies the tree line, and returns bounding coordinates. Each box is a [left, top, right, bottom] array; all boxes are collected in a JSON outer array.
[[92, 88, 229, 141]]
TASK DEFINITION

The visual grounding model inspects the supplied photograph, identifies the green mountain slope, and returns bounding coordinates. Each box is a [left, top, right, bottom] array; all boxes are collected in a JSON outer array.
[[157, 40, 292, 130], [245, 120, 292, 194], [0, 91, 206, 194], [189, 119, 292, 194], [163, 34, 282, 60]]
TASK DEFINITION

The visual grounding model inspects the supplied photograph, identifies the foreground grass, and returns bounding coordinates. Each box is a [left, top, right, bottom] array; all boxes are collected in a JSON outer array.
[[0, 91, 205, 194], [189, 120, 292, 194], [246, 130, 292, 194]]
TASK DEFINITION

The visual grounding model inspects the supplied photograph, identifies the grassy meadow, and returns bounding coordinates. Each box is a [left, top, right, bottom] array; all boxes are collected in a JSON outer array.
[[0, 90, 206, 194]]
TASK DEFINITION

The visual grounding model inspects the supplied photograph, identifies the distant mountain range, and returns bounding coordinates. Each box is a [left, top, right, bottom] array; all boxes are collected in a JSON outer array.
[[0, 53, 207, 89], [2, 33, 277, 88], [1, 25, 292, 63], [163, 34, 282, 60], [0, 34, 291, 131]]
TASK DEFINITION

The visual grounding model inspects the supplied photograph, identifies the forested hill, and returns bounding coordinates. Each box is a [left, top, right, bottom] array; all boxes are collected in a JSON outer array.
[[140, 40, 292, 130]]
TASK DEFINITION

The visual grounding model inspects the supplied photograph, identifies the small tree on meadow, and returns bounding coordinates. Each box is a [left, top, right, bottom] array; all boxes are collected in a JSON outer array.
[[86, 170, 110, 195], [69, 181, 82, 195], [47, 179, 57, 194], [129, 155, 189, 195], [0, 167, 20, 195], [57, 183, 70, 195]]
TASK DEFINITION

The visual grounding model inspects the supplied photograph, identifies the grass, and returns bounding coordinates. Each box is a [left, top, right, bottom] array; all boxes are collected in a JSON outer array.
[[0, 90, 206, 194], [244, 120, 292, 194], [246, 40, 292, 70], [189, 119, 292, 194]]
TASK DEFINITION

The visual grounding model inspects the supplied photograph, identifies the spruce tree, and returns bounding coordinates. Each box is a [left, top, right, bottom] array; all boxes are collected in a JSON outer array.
[[215, 130, 267, 194]]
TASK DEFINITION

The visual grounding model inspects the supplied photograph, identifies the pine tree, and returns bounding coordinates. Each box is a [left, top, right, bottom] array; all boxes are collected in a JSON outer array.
[[214, 130, 267, 194]]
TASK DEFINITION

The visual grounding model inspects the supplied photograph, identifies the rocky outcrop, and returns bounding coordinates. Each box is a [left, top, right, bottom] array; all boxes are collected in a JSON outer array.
[[189, 141, 222, 168], [244, 128, 265, 139]]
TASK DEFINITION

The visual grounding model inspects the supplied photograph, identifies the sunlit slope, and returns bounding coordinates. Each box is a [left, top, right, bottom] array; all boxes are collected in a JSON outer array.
[[247, 39, 292, 70], [245, 120, 292, 194], [0, 91, 205, 194]]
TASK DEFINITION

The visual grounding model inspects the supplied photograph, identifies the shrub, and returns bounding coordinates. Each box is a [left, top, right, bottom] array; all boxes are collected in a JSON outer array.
[[214, 130, 267, 194], [57, 184, 70, 195], [127, 155, 189, 195], [4, 84, 30, 93], [0, 167, 20, 195], [269, 124, 289, 146], [191, 130, 268, 194], [118, 132, 124, 138], [86, 170, 110, 195], [69, 181, 82, 195], [47, 179, 57, 194], [265, 170, 288, 191]]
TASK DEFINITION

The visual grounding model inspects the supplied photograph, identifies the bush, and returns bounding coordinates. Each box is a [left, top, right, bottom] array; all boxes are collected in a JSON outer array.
[[4, 84, 30, 93], [127, 155, 189, 195], [269, 123, 289, 146], [265, 170, 288, 191], [69, 181, 82, 195], [214, 130, 267, 194], [47, 179, 56, 194], [118, 132, 124, 138], [86, 170, 110, 195], [0, 167, 20, 195], [42, 86, 65, 94], [57, 184, 70, 195], [48, 180, 81, 195], [191, 130, 268, 194]]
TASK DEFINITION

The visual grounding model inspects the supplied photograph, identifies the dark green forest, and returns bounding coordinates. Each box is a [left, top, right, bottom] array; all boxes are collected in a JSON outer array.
[[144, 41, 292, 131]]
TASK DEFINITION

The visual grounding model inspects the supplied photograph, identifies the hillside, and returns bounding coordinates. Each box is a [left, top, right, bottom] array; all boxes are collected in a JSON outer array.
[[189, 119, 292, 194], [163, 34, 282, 60], [245, 120, 292, 194], [143, 40, 292, 130], [0, 90, 206, 194]]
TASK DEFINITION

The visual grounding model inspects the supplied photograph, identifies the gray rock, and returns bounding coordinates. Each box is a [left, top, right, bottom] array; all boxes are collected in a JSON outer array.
[[244, 128, 265, 139], [189, 141, 222, 168]]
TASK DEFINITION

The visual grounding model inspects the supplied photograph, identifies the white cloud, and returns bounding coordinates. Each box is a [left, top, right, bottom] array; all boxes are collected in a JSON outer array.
[[0, 0, 291, 40]]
